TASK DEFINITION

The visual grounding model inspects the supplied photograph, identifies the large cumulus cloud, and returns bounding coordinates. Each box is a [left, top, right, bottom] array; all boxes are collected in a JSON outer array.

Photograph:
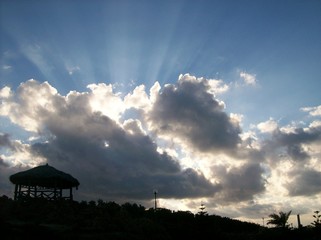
[[148, 74, 241, 153], [0, 79, 220, 201], [2, 76, 320, 219]]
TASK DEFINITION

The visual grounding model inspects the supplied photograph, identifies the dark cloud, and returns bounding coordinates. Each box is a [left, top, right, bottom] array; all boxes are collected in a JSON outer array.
[[273, 127, 321, 146], [237, 202, 276, 219], [0, 161, 26, 197], [0, 134, 23, 196], [27, 87, 220, 201], [287, 168, 321, 196], [0, 133, 14, 150], [287, 144, 310, 161], [148, 78, 241, 153], [0, 157, 8, 167], [214, 163, 266, 203], [262, 126, 321, 162]]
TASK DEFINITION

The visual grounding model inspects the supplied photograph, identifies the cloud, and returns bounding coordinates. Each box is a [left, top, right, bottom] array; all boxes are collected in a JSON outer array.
[[286, 144, 310, 161], [2, 65, 12, 71], [262, 124, 321, 162], [301, 105, 321, 117], [0, 79, 220, 201], [177, 74, 229, 94], [273, 126, 321, 146], [0, 79, 60, 132], [0, 86, 12, 98], [213, 163, 266, 203], [257, 118, 278, 133], [0, 133, 39, 196], [148, 74, 241, 154], [240, 71, 256, 86], [87, 83, 126, 122], [287, 168, 321, 196], [0, 162, 15, 196], [0, 133, 14, 149], [1, 75, 320, 219]]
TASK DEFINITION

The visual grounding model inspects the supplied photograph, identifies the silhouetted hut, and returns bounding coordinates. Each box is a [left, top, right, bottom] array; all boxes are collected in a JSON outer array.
[[10, 164, 79, 201]]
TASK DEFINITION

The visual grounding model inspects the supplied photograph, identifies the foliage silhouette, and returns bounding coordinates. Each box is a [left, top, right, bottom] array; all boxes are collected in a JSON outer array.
[[267, 210, 292, 229], [0, 196, 320, 240], [312, 210, 321, 228]]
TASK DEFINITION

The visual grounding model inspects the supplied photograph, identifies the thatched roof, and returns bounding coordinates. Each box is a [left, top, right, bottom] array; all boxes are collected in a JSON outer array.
[[10, 164, 80, 189]]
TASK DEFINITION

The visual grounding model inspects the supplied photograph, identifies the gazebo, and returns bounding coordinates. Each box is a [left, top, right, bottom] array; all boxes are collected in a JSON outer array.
[[10, 164, 79, 201]]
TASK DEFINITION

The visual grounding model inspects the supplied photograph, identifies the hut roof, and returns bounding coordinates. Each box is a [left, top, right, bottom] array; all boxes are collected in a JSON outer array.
[[10, 164, 80, 189]]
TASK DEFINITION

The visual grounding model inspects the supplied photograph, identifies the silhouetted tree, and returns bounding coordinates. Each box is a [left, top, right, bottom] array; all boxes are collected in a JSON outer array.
[[311, 210, 321, 228], [197, 203, 208, 216], [267, 210, 292, 229]]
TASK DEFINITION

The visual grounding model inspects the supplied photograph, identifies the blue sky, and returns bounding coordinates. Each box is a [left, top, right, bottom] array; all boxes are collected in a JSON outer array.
[[1, 0, 320, 125], [1, 0, 321, 226]]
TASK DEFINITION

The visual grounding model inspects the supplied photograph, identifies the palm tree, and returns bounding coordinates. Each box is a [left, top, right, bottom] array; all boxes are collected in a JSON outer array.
[[267, 210, 292, 228]]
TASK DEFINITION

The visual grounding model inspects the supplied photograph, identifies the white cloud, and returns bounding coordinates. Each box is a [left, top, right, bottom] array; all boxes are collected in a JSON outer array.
[[149, 81, 161, 104], [178, 73, 229, 94], [87, 83, 126, 122], [309, 120, 321, 128], [0, 80, 59, 132], [2, 65, 12, 70], [230, 113, 243, 126], [124, 84, 150, 110], [301, 105, 321, 117], [240, 71, 257, 86], [0, 86, 12, 98], [257, 118, 278, 133]]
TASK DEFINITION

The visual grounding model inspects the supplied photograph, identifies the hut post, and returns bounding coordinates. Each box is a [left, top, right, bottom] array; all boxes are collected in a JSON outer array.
[[54, 187, 57, 200], [59, 188, 62, 199], [14, 184, 18, 200], [18, 184, 21, 199], [69, 187, 73, 201]]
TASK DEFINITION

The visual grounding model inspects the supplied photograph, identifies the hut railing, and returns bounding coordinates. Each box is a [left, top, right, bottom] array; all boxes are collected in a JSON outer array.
[[15, 185, 72, 201]]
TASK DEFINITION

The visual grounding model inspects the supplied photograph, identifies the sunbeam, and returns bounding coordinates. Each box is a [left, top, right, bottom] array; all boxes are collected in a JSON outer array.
[[1, 0, 320, 229]]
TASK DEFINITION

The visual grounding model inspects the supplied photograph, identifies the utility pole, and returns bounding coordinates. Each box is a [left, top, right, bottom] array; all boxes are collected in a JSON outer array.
[[297, 214, 301, 228], [153, 189, 158, 211]]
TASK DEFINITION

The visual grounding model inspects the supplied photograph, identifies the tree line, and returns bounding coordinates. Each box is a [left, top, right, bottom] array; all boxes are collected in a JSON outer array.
[[0, 195, 320, 240]]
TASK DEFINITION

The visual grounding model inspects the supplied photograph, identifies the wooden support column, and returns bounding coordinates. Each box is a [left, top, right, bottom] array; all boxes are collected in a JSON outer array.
[[54, 187, 57, 200], [14, 184, 18, 200], [59, 188, 62, 199], [18, 185, 21, 199], [69, 187, 73, 201]]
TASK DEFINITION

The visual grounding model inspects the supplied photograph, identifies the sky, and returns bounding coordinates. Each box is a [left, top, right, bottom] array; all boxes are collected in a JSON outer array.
[[1, 0, 321, 226]]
